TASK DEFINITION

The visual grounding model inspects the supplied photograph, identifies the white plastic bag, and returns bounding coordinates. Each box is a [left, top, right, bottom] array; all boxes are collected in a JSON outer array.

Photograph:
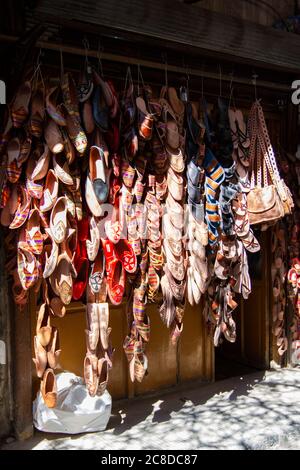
[[33, 372, 112, 434]]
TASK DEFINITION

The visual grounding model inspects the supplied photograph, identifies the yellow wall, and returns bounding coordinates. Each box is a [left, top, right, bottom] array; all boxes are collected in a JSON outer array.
[[32, 299, 214, 400]]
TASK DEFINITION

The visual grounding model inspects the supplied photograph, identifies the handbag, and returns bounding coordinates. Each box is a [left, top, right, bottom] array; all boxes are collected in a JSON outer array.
[[246, 101, 293, 226]]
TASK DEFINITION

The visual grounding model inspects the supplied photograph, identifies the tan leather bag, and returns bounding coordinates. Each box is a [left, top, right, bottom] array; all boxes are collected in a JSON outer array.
[[247, 101, 293, 226], [247, 185, 284, 226]]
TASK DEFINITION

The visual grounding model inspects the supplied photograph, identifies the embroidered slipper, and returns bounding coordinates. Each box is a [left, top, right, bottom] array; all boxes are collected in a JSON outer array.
[[97, 303, 110, 350], [43, 228, 59, 278], [50, 196, 68, 244], [86, 216, 100, 262], [64, 107, 87, 155], [77, 63, 94, 103], [164, 265, 186, 301], [240, 230, 260, 253], [6, 137, 22, 183], [121, 160, 135, 189], [136, 96, 154, 141], [29, 88, 45, 138], [9, 186, 31, 229], [46, 86, 66, 126], [160, 274, 177, 327], [167, 167, 184, 202], [53, 153, 73, 186], [148, 264, 160, 302], [85, 303, 100, 352], [107, 259, 125, 306], [25, 208, 44, 255], [114, 238, 137, 274], [84, 355, 99, 397], [53, 252, 77, 305], [89, 251, 107, 302], [40, 169, 58, 213], [11, 81, 31, 128], [31, 144, 51, 181], [18, 245, 40, 290], [166, 193, 184, 230]]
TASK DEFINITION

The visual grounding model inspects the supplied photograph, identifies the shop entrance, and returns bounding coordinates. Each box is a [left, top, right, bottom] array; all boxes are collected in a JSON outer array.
[[215, 231, 271, 380]]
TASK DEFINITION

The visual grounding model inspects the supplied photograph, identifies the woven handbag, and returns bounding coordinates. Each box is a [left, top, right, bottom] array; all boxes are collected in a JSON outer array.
[[247, 101, 293, 226]]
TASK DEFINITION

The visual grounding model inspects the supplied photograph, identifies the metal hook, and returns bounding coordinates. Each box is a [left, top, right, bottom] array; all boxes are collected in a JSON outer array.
[[162, 52, 168, 88], [60, 47, 64, 81]]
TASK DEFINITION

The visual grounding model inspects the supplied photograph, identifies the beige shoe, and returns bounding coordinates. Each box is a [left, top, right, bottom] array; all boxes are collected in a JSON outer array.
[[53, 153, 73, 186], [31, 144, 51, 181], [32, 335, 48, 378], [41, 369, 57, 408], [36, 302, 52, 347], [84, 355, 98, 397], [86, 216, 100, 262], [40, 170, 59, 213], [96, 358, 109, 396], [44, 119, 64, 154], [98, 303, 109, 350], [47, 327, 61, 369], [85, 303, 100, 352]]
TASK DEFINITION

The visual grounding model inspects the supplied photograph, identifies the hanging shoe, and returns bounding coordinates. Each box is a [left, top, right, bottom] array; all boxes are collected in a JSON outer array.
[[40, 169, 59, 213], [40, 369, 57, 408], [11, 81, 31, 128], [50, 196, 68, 244], [29, 88, 45, 138], [9, 185, 31, 229]]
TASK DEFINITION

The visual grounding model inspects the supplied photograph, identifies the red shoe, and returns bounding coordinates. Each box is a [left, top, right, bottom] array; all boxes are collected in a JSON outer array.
[[107, 259, 125, 306], [114, 239, 137, 274], [101, 239, 117, 275], [78, 216, 89, 242], [72, 256, 89, 301]]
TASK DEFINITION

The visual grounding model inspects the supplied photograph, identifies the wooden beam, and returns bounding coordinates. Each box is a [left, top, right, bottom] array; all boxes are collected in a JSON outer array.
[[31, 0, 300, 73], [0, 34, 293, 93]]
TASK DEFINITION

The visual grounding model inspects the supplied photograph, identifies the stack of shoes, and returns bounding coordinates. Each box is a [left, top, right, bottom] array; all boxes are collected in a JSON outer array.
[[159, 87, 187, 344], [288, 257, 300, 362], [33, 293, 61, 409], [186, 103, 208, 305], [84, 302, 113, 397], [271, 225, 288, 358], [280, 147, 300, 364]]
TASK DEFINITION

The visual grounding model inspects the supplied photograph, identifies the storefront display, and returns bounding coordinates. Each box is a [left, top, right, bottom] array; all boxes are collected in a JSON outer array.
[[0, 55, 295, 409]]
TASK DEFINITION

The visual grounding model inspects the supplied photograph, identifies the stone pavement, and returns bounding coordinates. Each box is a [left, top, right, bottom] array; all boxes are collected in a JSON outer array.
[[2, 368, 300, 450]]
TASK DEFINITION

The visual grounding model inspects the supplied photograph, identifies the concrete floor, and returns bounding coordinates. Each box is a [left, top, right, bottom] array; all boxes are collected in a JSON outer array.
[[2, 368, 300, 450]]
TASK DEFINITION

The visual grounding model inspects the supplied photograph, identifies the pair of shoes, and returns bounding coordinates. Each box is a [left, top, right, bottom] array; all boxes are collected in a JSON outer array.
[[102, 238, 137, 305]]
